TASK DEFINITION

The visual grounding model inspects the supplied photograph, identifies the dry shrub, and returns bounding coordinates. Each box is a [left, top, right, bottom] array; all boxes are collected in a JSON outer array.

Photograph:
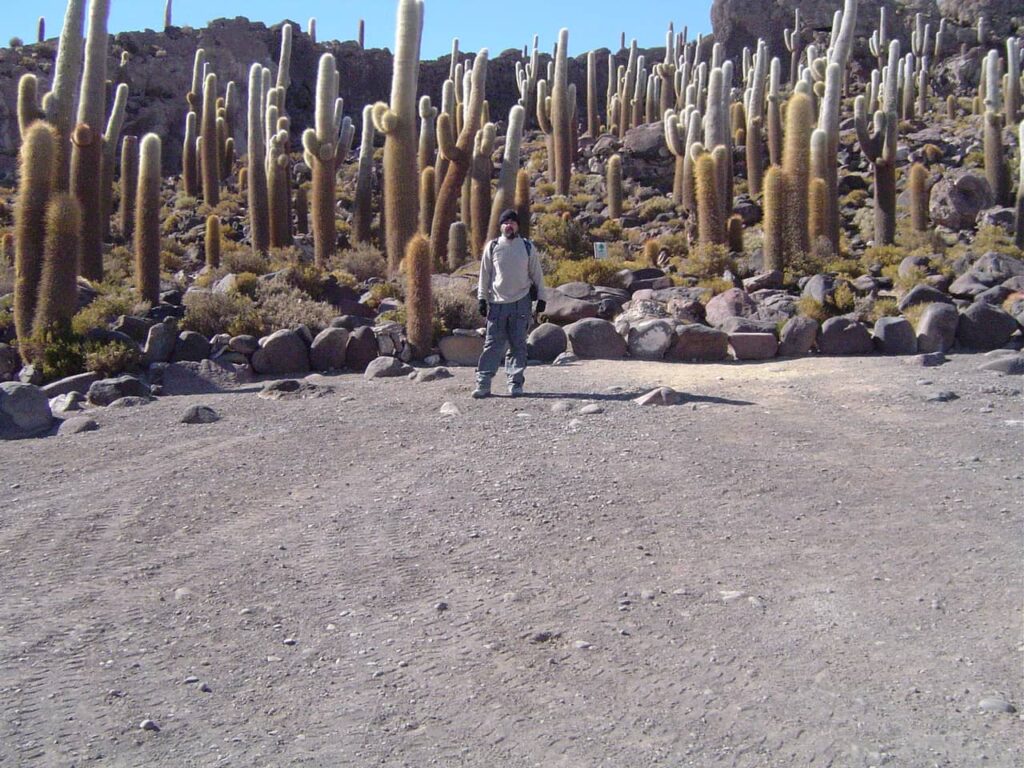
[[182, 291, 262, 338], [434, 286, 482, 333], [547, 258, 627, 288], [330, 242, 387, 282]]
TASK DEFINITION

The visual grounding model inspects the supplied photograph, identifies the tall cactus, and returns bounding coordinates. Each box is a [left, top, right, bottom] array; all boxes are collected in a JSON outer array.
[[182, 111, 199, 197], [586, 50, 600, 138], [1015, 121, 1023, 249], [855, 40, 900, 245], [537, 29, 574, 196], [783, 92, 813, 255], [17, 75, 44, 140], [1006, 38, 1020, 126], [418, 95, 438, 173], [70, 0, 111, 281], [99, 83, 128, 241], [372, 0, 425, 274], [135, 134, 161, 304], [983, 50, 1011, 206], [302, 53, 345, 268], [34, 193, 82, 335], [469, 123, 496, 256], [516, 36, 539, 130], [515, 167, 531, 239], [762, 165, 786, 272], [201, 72, 220, 206], [693, 145, 724, 245], [42, 0, 85, 192], [354, 104, 376, 244], [745, 41, 768, 196], [14, 123, 56, 355], [487, 104, 525, 239], [607, 153, 623, 219], [246, 63, 270, 255], [447, 221, 468, 270], [405, 234, 433, 359], [276, 23, 293, 92], [431, 50, 488, 268], [815, 62, 842, 252], [119, 135, 139, 240]]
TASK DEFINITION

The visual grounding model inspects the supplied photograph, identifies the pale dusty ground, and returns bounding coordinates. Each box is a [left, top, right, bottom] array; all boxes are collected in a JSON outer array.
[[0, 353, 1022, 767]]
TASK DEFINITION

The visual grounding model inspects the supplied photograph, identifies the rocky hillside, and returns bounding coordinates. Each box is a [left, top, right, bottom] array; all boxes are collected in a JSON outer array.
[[0, 17, 642, 179]]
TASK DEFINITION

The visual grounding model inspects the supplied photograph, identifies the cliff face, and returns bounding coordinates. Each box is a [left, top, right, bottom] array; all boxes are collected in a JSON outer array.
[[0, 17, 628, 180]]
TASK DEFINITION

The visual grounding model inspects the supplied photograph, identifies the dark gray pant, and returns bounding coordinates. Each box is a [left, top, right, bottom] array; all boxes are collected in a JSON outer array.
[[476, 295, 531, 390]]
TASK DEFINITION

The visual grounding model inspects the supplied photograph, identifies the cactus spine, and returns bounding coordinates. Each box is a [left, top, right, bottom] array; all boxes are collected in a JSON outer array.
[[515, 168, 531, 239], [303, 53, 346, 268], [983, 50, 1011, 206], [119, 135, 138, 240], [14, 123, 57, 355], [201, 73, 220, 205], [70, 0, 110, 281], [405, 234, 432, 359], [855, 40, 899, 245], [607, 154, 623, 219], [372, 0, 424, 274], [431, 50, 488, 269], [487, 105, 525, 240], [135, 134, 161, 304], [354, 104, 376, 245], [247, 64, 270, 255]]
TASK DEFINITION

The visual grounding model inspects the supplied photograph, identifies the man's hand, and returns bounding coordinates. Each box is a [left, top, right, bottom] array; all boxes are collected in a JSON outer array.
[[478, 299, 488, 317], [535, 299, 546, 314]]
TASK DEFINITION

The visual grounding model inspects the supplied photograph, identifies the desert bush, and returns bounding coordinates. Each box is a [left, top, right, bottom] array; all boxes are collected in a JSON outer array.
[[255, 283, 336, 334], [547, 258, 627, 288], [182, 291, 262, 338], [867, 297, 900, 322], [364, 281, 403, 309], [636, 196, 676, 222], [532, 213, 589, 261], [330, 242, 387, 282], [682, 244, 736, 279], [85, 340, 141, 378], [434, 286, 482, 334], [590, 218, 623, 241], [71, 292, 148, 336], [901, 302, 930, 331], [546, 196, 573, 215], [19, 329, 86, 383], [223, 247, 269, 275], [232, 272, 260, 298], [697, 277, 735, 300]]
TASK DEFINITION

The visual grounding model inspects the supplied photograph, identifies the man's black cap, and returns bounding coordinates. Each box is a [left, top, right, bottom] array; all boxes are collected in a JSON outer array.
[[499, 209, 519, 225]]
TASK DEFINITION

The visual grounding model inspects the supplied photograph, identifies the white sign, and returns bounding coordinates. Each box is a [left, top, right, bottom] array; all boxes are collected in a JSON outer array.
[[593, 242, 608, 260]]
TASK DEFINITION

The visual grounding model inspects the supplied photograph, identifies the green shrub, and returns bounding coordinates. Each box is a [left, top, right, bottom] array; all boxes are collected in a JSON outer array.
[[222, 246, 270, 275], [85, 340, 141, 378], [546, 196, 573, 215], [797, 296, 834, 323], [636, 196, 676, 222], [682, 244, 736, 279], [20, 329, 86, 383], [434, 286, 482, 334], [547, 258, 627, 288], [182, 291, 262, 338], [232, 272, 260, 298], [532, 213, 590, 261], [861, 244, 908, 271], [590, 218, 623, 241], [71, 292, 148, 336], [697, 277, 735, 300], [364, 281, 403, 310], [330, 242, 387, 282]]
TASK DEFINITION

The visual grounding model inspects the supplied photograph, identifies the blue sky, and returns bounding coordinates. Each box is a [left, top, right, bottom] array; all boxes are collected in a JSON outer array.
[[4, 0, 714, 58]]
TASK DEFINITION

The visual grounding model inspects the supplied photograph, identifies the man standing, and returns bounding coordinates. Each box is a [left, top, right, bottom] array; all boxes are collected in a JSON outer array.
[[473, 209, 547, 398]]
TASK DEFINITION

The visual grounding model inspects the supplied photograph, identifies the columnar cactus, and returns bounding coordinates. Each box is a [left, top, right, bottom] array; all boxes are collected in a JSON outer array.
[[204, 215, 221, 269], [618, 41, 638, 138], [100, 83, 128, 238], [246, 63, 270, 255], [187, 49, 205, 112], [419, 167, 436, 236], [901, 53, 916, 121], [783, 92, 813, 255], [354, 104, 376, 244], [1015, 121, 1023, 249], [766, 57, 782, 167], [295, 187, 308, 235], [267, 120, 291, 249], [42, 0, 85, 191], [135, 134, 161, 305], [586, 50, 600, 138], [909, 162, 930, 232], [164, 0, 172, 29], [783, 8, 803, 86], [38, 17, 45, 43], [404, 234, 432, 359], [33, 193, 81, 335], [809, 177, 828, 249], [487, 105, 525, 239], [430, 49, 488, 268], [200, 73, 220, 205], [983, 50, 1011, 206], [745, 40, 767, 195], [303, 53, 346, 267], [17, 75, 44, 139], [119, 135, 138, 240], [14, 123, 56, 354], [515, 36, 539, 131], [372, 0, 425, 274], [515, 168, 530, 238], [855, 40, 900, 245], [308, 18, 316, 44], [447, 221, 468, 270], [182, 112, 199, 197], [471, 125, 497, 254], [1006, 38, 1020, 126], [418, 95, 438, 173], [607, 153, 623, 219], [693, 146, 724, 245], [762, 166, 785, 272], [70, 0, 111, 281], [537, 28, 574, 196], [815, 62, 841, 252], [276, 23, 293, 92]]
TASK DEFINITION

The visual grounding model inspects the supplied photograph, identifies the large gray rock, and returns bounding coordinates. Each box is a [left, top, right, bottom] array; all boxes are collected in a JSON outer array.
[[929, 173, 994, 230], [720, 316, 779, 335], [88, 375, 151, 406], [916, 302, 960, 353], [345, 326, 379, 372], [142, 320, 177, 365], [956, 302, 1019, 350], [898, 283, 954, 312], [665, 324, 729, 361], [705, 288, 756, 328], [171, 330, 211, 362], [729, 333, 778, 360], [873, 317, 918, 355], [621, 122, 667, 159], [544, 291, 601, 325], [42, 372, 101, 398], [777, 316, 819, 357], [0, 343, 19, 382], [364, 356, 414, 379], [626, 319, 676, 360], [309, 327, 349, 371], [158, 359, 254, 395], [527, 323, 568, 362], [565, 318, 628, 359], [817, 317, 874, 356], [439, 332, 485, 366], [58, 417, 99, 436], [0, 382, 53, 439], [251, 329, 310, 375]]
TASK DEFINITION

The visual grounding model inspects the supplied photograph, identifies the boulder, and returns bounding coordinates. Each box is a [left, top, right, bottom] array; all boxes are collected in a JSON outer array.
[[916, 303, 960, 353], [719, 316, 779, 335], [309, 327, 349, 371], [621, 122, 667, 159], [778, 316, 819, 357], [565, 318, 628, 359], [49, 391, 87, 415], [58, 417, 99, 436], [171, 330, 212, 362], [364, 356, 414, 379], [801, 274, 837, 304], [705, 288, 756, 328], [729, 333, 779, 360], [439, 332, 485, 366], [626, 319, 676, 360], [978, 353, 1024, 375], [228, 334, 260, 355], [929, 173, 994, 230], [181, 405, 221, 424], [873, 317, 918, 355], [410, 367, 454, 383], [0, 382, 53, 439], [88, 375, 151, 406], [898, 283, 954, 311], [42, 372, 101, 398], [666, 324, 729, 361], [142, 320, 178, 364], [817, 317, 874, 355], [345, 326, 379, 372], [251, 329, 310, 375], [634, 386, 687, 406], [527, 323, 568, 362], [742, 270, 783, 292], [158, 359, 253, 395], [956, 302, 1019, 350], [544, 291, 601, 325]]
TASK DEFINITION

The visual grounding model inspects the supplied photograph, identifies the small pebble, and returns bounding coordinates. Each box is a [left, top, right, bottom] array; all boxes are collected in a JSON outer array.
[[184, 676, 199, 684], [283, 638, 297, 646], [199, 683, 212, 693], [140, 719, 160, 732], [978, 697, 1016, 714], [439, 402, 461, 416], [574, 640, 592, 650], [434, 601, 449, 612], [580, 404, 605, 415]]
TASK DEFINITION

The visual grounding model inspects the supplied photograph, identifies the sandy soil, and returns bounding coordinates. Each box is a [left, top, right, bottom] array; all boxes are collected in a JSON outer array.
[[0, 353, 1021, 767]]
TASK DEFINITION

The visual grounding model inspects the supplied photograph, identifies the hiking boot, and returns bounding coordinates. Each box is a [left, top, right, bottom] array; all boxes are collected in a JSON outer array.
[[508, 384, 524, 398], [471, 386, 491, 399]]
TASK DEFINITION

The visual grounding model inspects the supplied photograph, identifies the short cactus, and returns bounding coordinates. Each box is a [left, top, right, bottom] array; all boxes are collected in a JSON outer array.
[[17, 74, 44, 140], [418, 95, 438, 174], [762, 165, 786, 272], [32, 192, 81, 336], [135, 134, 162, 304], [607, 153, 623, 219], [447, 221, 468, 271], [404, 234, 432, 359], [419, 167, 436, 236], [205, 215, 221, 269], [1015, 121, 1023, 249], [909, 162, 930, 232], [119, 135, 139, 240], [983, 50, 1011, 206], [693, 146, 723, 245]]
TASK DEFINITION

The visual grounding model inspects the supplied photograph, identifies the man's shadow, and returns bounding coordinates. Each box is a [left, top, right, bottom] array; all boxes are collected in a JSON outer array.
[[505, 389, 755, 406]]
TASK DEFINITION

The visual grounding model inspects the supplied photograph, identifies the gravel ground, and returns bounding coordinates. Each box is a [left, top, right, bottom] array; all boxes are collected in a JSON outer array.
[[0, 353, 1021, 767]]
